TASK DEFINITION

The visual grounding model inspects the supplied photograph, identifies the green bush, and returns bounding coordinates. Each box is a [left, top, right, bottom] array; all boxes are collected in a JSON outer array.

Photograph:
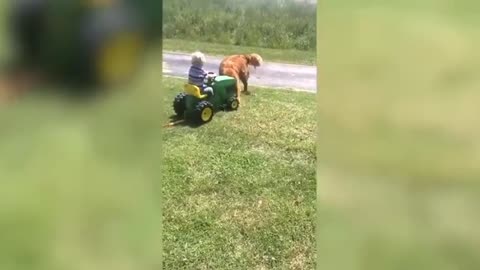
[[163, 0, 316, 51]]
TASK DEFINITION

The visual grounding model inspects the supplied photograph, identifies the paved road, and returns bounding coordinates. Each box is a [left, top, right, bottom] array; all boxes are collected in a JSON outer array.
[[163, 51, 317, 93]]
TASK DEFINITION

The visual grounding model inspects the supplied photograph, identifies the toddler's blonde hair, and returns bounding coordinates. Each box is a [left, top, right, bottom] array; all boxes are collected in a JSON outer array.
[[191, 51, 206, 66]]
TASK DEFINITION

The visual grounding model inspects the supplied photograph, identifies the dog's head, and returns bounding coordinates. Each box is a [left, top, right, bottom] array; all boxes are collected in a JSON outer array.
[[246, 53, 263, 68]]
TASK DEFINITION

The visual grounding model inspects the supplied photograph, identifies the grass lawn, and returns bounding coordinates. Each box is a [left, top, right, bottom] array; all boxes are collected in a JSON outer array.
[[162, 77, 316, 269], [163, 39, 316, 66], [318, 1, 480, 269]]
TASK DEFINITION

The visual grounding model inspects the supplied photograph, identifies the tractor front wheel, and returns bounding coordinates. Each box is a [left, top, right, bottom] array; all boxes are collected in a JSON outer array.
[[193, 101, 214, 125], [227, 97, 240, 111]]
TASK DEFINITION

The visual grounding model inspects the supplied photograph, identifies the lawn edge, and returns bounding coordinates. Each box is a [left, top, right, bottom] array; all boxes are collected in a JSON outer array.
[[163, 75, 317, 94], [163, 38, 316, 66]]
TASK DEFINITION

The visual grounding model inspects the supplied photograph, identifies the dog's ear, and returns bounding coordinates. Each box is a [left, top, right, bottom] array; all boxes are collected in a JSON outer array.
[[243, 54, 252, 64]]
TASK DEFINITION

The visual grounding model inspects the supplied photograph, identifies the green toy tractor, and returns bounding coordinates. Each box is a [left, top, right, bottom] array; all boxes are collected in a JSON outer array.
[[173, 73, 240, 125], [8, 0, 162, 87]]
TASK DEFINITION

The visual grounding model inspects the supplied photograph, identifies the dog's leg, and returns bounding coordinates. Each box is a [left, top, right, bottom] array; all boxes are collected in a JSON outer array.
[[234, 77, 242, 102], [242, 80, 250, 95], [237, 82, 243, 102], [240, 73, 250, 95]]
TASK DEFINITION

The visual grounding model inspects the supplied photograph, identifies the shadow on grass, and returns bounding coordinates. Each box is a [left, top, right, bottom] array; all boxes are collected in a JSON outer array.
[[0, 62, 134, 106], [166, 114, 203, 129]]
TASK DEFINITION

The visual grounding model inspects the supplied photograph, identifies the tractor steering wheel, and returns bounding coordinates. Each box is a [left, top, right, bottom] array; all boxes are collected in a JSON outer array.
[[205, 72, 216, 84]]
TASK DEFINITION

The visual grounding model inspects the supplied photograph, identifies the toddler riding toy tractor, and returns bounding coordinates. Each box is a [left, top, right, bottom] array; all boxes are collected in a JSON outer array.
[[8, 0, 162, 88], [173, 73, 240, 125]]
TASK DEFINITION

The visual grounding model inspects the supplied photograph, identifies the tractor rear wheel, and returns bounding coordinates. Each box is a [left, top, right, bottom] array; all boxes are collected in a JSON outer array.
[[193, 101, 214, 124], [8, 0, 47, 67], [173, 92, 187, 117], [80, 6, 145, 87]]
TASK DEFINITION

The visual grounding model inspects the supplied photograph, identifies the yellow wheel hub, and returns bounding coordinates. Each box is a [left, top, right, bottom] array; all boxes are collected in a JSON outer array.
[[97, 32, 144, 85], [201, 107, 213, 122]]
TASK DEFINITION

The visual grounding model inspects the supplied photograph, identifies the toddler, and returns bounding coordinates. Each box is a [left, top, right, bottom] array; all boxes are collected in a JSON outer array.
[[188, 51, 214, 96]]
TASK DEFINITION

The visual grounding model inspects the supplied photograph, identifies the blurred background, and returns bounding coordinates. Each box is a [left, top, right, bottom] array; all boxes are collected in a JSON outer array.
[[0, 1, 163, 269], [318, 0, 480, 269], [163, 0, 316, 51]]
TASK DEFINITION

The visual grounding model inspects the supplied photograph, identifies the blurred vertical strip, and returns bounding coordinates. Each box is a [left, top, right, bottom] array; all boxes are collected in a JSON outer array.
[[317, 0, 480, 269], [1, 1, 164, 270]]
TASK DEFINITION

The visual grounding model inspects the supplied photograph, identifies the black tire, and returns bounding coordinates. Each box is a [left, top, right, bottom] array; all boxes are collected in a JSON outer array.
[[8, 0, 47, 67], [173, 92, 187, 117], [193, 101, 214, 124], [79, 5, 145, 87], [227, 96, 240, 111]]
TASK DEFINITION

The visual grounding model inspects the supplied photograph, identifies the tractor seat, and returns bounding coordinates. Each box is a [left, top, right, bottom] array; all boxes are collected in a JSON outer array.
[[184, 84, 208, 99]]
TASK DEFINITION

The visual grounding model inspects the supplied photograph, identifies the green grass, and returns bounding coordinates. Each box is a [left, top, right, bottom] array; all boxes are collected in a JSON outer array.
[[163, 0, 316, 51], [163, 39, 316, 66], [318, 1, 480, 269], [162, 77, 316, 269]]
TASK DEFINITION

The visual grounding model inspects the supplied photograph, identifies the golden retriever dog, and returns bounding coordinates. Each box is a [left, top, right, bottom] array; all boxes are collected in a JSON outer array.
[[218, 53, 263, 102]]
